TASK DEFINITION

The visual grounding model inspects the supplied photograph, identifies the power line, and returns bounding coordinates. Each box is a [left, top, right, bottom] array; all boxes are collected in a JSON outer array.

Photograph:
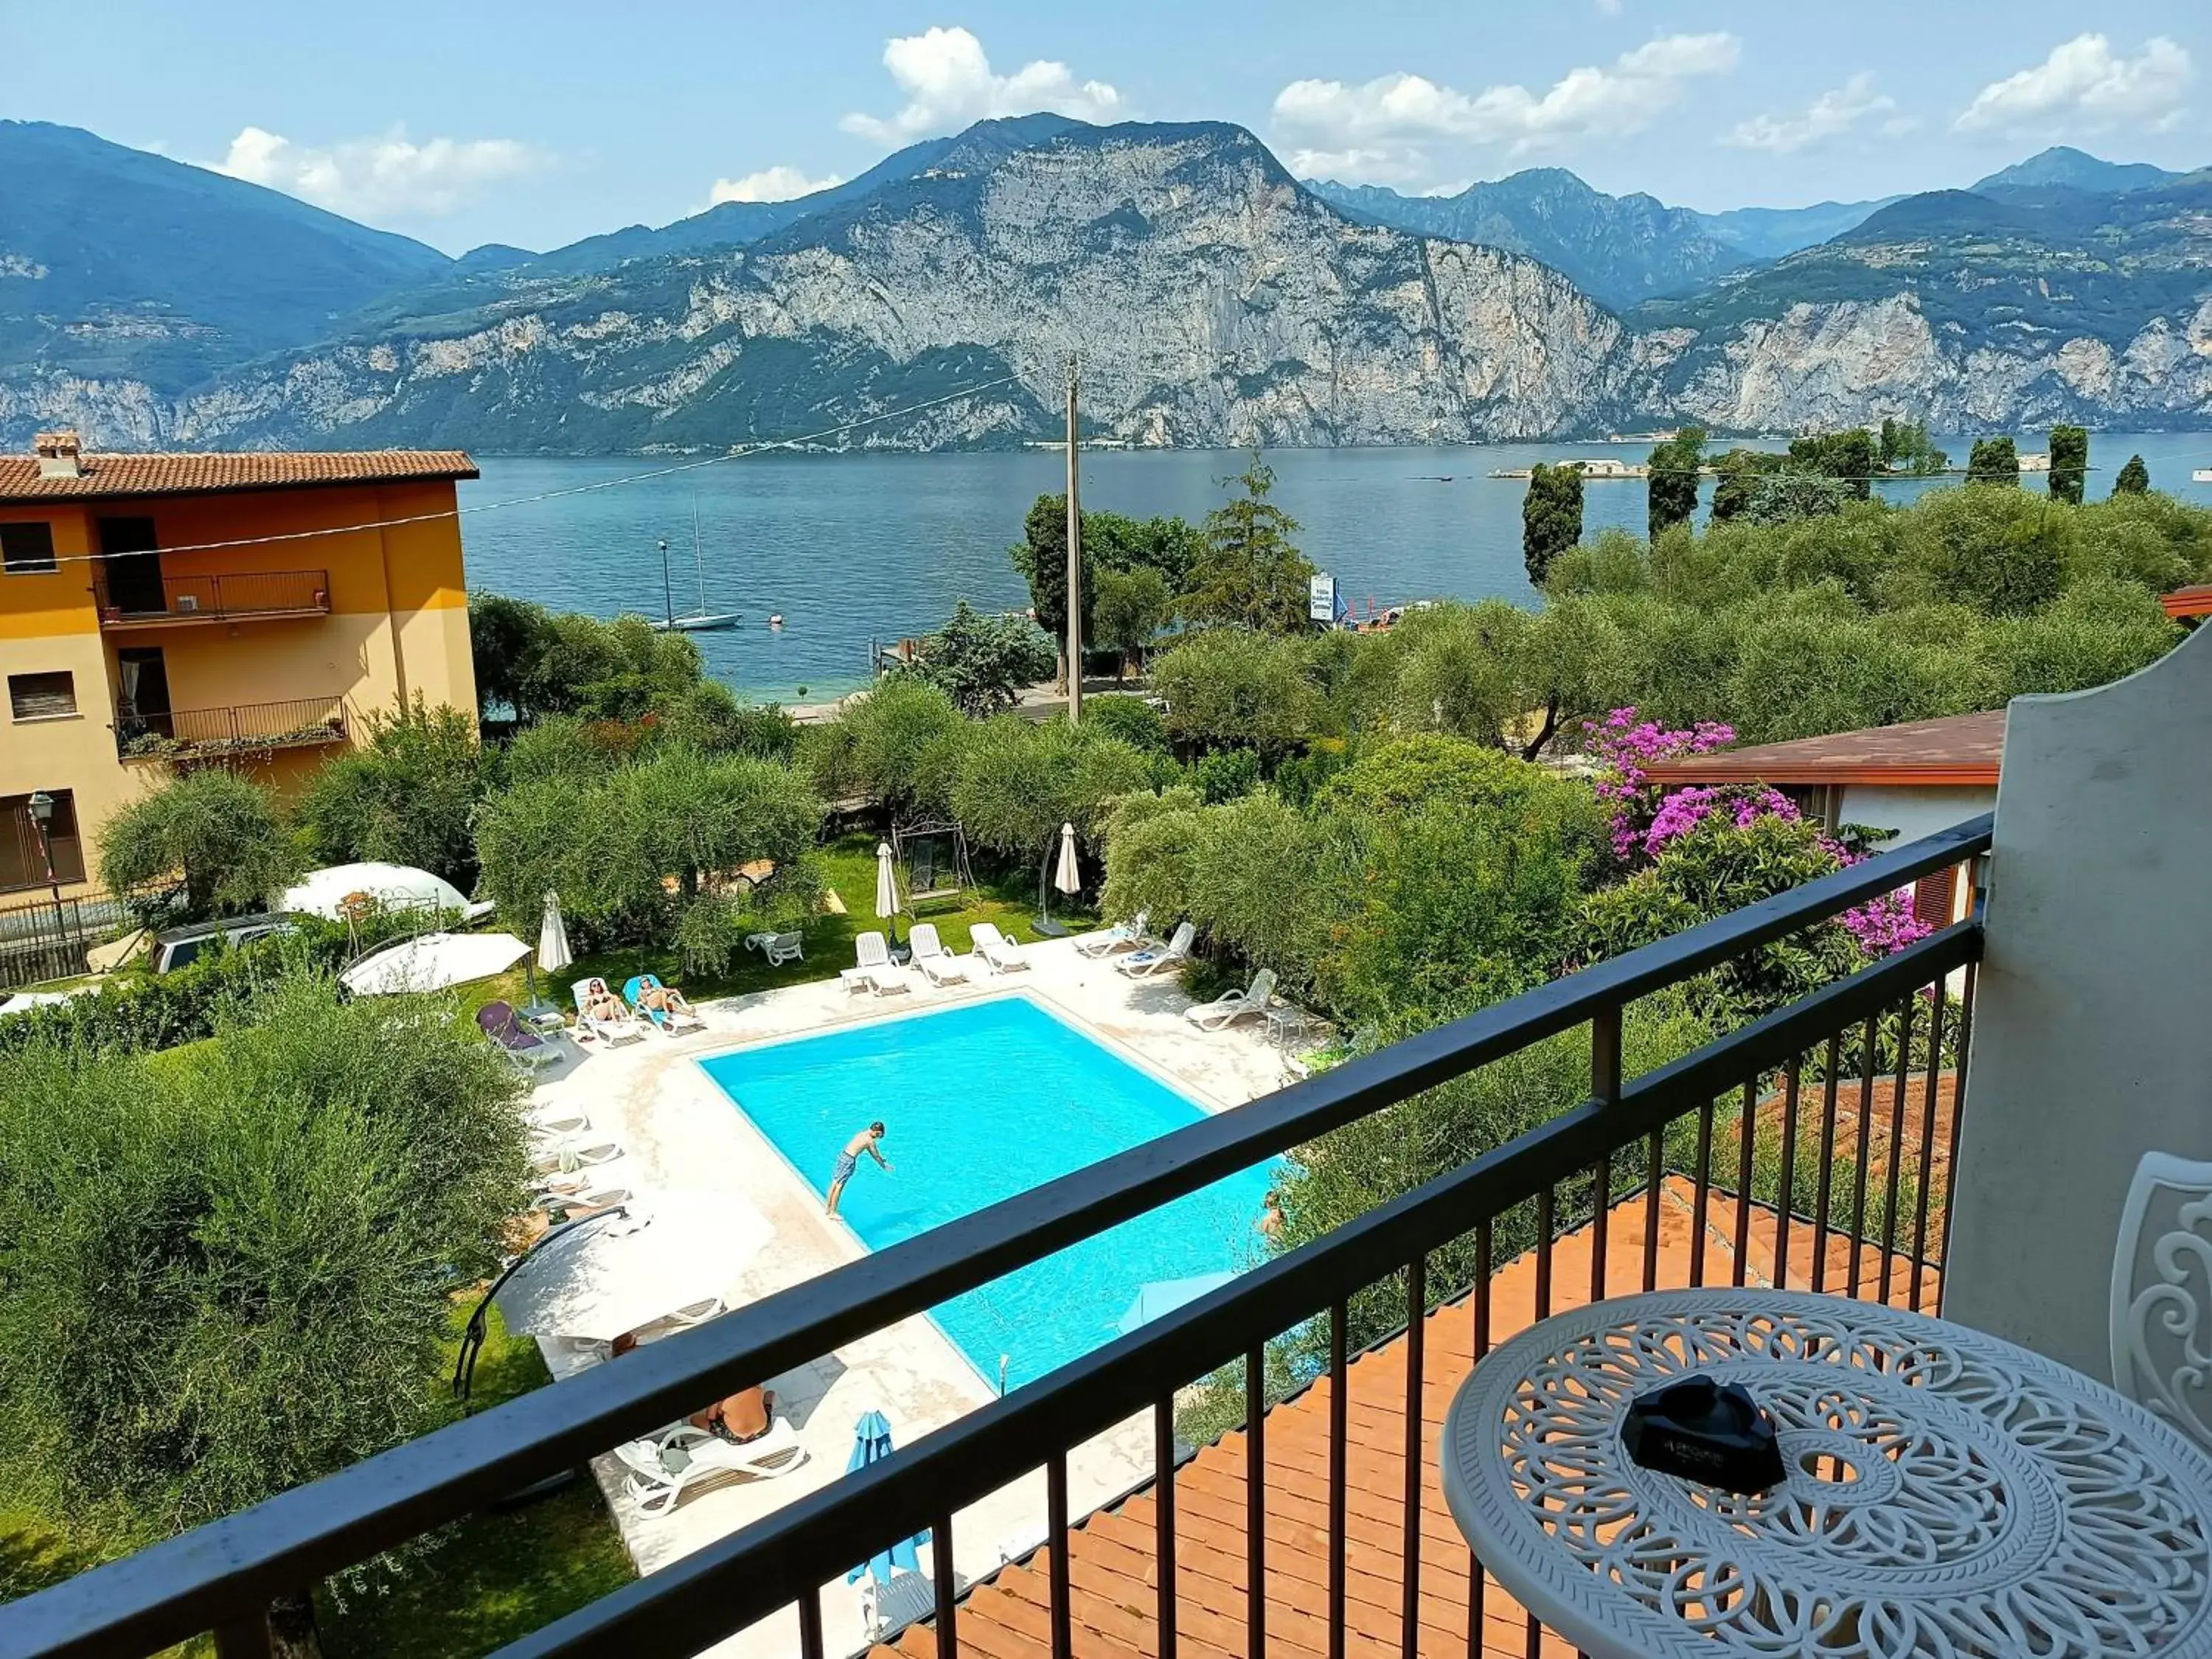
[[21, 372, 1030, 567]]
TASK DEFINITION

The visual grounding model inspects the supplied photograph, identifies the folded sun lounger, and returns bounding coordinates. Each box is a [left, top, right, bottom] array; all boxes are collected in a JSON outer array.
[[616, 1419, 808, 1517], [1185, 967, 1277, 1032], [970, 922, 1029, 975], [625, 973, 703, 1034], [907, 922, 969, 986], [1074, 909, 1150, 958], [1116, 921, 1194, 978]]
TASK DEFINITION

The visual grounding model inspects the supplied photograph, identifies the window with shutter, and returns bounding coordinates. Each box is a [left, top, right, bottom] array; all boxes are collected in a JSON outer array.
[[7, 671, 77, 720], [1, 521, 58, 573], [1914, 864, 1959, 928]]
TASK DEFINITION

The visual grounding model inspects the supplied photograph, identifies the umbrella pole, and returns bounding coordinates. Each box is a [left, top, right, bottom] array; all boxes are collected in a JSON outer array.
[[1033, 834, 1068, 937]]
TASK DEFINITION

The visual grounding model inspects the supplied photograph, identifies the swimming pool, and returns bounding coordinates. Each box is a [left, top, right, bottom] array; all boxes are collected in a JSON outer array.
[[699, 995, 1275, 1389]]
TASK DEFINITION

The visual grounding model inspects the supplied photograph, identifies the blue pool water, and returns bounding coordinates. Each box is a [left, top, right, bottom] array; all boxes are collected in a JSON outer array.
[[698, 996, 1274, 1388]]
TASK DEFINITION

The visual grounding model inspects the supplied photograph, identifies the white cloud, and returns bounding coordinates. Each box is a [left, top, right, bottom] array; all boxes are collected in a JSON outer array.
[[1723, 73, 1907, 153], [1956, 34, 2192, 133], [1271, 32, 1739, 184], [841, 26, 1124, 145], [1594, 0, 1622, 14], [709, 166, 844, 206], [213, 125, 544, 218]]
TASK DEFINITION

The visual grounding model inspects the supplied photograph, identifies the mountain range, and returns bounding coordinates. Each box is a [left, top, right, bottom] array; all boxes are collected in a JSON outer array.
[[1, 119, 2205, 451]]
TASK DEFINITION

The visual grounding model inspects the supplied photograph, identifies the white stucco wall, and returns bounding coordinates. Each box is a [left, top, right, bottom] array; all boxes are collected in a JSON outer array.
[[1836, 784, 1998, 847], [1943, 628, 2212, 1381]]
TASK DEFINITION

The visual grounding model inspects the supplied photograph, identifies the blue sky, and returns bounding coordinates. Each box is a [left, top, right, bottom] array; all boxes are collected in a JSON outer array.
[[11, 0, 2206, 254]]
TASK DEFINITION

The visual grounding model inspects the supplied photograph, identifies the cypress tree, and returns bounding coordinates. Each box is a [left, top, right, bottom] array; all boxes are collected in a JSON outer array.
[[1645, 425, 1705, 540], [1967, 437, 2020, 487], [2115, 453, 2151, 495], [2048, 425, 2088, 506], [1522, 463, 1583, 586]]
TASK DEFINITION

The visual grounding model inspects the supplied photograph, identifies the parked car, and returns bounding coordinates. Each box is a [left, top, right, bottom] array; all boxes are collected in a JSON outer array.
[[149, 913, 296, 975]]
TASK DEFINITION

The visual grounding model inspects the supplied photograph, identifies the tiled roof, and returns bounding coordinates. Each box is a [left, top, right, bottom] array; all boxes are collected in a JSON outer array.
[[1639, 711, 2006, 787], [2163, 584, 2212, 619], [0, 450, 478, 504], [877, 1179, 1933, 1659]]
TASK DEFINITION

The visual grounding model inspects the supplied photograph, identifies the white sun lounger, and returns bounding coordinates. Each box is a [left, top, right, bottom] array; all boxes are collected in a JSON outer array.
[[572, 978, 650, 1045], [528, 1133, 624, 1175], [530, 1178, 636, 1220], [1074, 909, 1150, 958], [848, 931, 914, 995], [526, 1104, 591, 1136], [1116, 921, 1194, 978], [908, 922, 969, 986], [862, 1568, 940, 1641], [616, 1419, 808, 1517], [970, 922, 1029, 974], [1186, 967, 1277, 1031]]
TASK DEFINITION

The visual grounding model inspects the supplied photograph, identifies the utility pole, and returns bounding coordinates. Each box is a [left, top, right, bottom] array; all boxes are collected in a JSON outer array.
[[1064, 354, 1082, 724]]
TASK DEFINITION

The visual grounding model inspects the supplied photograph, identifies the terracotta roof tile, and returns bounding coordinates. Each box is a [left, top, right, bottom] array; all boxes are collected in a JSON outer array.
[[2163, 583, 2212, 619], [877, 1180, 1936, 1658], [0, 450, 478, 504], [1639, 710, 2006, 787]]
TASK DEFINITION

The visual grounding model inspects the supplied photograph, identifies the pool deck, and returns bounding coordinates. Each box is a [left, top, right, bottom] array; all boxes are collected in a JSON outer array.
[[518, 935, 1308, 1657]]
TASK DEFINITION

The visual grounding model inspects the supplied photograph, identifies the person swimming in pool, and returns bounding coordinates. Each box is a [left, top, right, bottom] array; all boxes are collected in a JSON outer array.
[[826, 1121, 891, 1216]]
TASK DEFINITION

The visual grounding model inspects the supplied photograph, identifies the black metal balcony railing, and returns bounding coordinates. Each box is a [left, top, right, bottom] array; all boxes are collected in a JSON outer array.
[[0, 817, 1995, 1659], [115, 697, 349, 761], [93, 570, 331, 627]]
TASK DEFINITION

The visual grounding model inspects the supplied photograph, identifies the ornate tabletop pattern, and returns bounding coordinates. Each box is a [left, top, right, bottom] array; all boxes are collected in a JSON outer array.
[[1441, 1290, 2212, 1658]]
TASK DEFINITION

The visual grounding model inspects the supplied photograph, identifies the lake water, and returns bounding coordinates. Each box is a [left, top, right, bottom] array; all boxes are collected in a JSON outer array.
[[456, 434, 2212, 703]]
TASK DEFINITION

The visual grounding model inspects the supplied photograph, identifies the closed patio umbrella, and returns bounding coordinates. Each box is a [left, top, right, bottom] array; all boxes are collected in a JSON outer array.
[[1034, 821, 1080, 937], [527, 890, 573, 1015], [874, 841, 902, 946], [846, 1411, 931, 1582]]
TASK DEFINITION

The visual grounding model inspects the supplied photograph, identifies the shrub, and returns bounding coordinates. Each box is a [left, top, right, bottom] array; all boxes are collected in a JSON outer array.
[[840, 676, 967, 814], [296, 701, 490, 888], [96, 768, 301, 922], [1083, 695, 1170, 754], [1194, 747, 1261, 804], [1152, 628, 1318, 754], [913, 602, 1057, 716]]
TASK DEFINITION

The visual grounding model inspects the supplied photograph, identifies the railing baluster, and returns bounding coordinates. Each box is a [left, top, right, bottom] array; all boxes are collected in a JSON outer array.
[[1934, 963, 1978, 1312], [1774, 1058, 1801, 1288], [212, 1607, 275, 1659], [1246, 1342, 1266, 1659], [1528, 1193, 1553, 1659], [1812, 1036, 1841, 1293], [1156, 1397, 1178, 1659], [933, 1514, 958, 1659], [1908, 983, 1948, 1312], [799, 1586, 826, 1659], [1048, 1454, 1072, 1659], [1402, 1256, 1426, 1658], [1328, 1300, 1347, 1659], [1589, 1150, 1611, 1303], [1848, 1012, 1878, 1298], [1643, 1128, 1663, 1293], [1732, 1080, 1755, 1287], [1468, 1222, 1490, 1659], [1690, 1097, 1714, 1287], [1879, 991, 1916, 1306]]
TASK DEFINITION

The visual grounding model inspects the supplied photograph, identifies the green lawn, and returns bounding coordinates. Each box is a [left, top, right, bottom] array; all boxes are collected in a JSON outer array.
[[469, 832, 1099, 1018]]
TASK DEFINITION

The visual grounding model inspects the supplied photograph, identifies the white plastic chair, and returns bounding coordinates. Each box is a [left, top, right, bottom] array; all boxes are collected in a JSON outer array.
[[2110, 1150, 2212, 1454], [1074, 909, 1150, 959], [852, 931, 914, 995], [1116, 921, 1194, 978], [615, 1420, 808, 1517], [1186, 967, 1277, 1032], [970, 922, 1029, 974], [908, 923, 969, 986]]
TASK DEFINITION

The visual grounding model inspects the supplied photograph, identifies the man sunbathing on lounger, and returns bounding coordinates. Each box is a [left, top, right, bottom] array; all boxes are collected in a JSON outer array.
[[581, 979, 627, 1024], [826, 1121, 891, 1216]]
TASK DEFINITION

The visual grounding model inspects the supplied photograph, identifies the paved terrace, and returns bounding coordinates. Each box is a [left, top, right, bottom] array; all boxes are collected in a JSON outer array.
[[870, 1178, 1933, 1659], [515, 935, 1301, 1658]]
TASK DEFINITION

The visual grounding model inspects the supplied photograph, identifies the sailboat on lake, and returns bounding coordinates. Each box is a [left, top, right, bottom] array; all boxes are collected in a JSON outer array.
[[650, 505, 742, 633]]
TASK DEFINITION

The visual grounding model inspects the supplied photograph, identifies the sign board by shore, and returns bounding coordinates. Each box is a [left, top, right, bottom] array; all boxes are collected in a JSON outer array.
[[1309, 572, 1338, 624]]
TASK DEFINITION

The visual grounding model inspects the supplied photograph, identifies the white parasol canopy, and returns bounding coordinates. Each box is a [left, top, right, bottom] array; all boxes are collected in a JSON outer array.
[[339, 931, 531, 995], [537, 891, 574, 975], [283, 861, 494, 924], [1052, 821, 1081, 896], [494, 1190, 771, 1343], [874, 841, 902, 920]]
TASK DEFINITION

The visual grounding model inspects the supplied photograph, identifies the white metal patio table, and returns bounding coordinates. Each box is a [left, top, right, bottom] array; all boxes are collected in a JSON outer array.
[[1439, 1287, 2212, 1658]]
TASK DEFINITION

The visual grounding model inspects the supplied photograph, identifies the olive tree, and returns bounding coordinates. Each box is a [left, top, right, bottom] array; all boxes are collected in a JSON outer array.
[[97, 766, 302, 920], [295, 701, 490, 887]]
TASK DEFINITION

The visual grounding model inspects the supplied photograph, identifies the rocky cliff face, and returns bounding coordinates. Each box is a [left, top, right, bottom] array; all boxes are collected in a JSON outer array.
[[7, 121, 2208, 452]]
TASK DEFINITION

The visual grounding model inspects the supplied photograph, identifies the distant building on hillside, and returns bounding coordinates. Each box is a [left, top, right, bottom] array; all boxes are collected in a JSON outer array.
[[1639, 709, 2003, 927], [0, 434, 479, 900]]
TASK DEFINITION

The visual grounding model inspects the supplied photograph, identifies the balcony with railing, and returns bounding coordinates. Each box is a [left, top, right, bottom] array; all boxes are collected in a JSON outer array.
[[92, 568, 331, 628], [114, 696, 349, 761], [6, 628, 2211, 1659]]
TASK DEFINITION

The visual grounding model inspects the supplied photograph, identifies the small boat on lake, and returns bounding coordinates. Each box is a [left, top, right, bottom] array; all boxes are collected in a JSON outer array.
[[650, 508, 742, 632]]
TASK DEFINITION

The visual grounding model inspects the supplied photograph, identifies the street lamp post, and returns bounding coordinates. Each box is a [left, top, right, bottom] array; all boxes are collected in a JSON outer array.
[[657, 538, 675, 629], [26, 790, 66, 941]]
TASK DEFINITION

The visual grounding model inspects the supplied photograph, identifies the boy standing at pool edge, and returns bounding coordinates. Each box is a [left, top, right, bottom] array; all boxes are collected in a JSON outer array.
[[827, 1121, 892, 1215]]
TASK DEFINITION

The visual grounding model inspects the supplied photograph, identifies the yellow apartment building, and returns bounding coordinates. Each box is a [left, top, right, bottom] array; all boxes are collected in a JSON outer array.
[[0, 433, 479, 900]]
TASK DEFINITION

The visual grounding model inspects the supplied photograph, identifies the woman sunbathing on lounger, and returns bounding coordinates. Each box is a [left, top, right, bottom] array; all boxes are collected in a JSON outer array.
[[582, 979, 628, 1023], [635, 980, 695, 1018]]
